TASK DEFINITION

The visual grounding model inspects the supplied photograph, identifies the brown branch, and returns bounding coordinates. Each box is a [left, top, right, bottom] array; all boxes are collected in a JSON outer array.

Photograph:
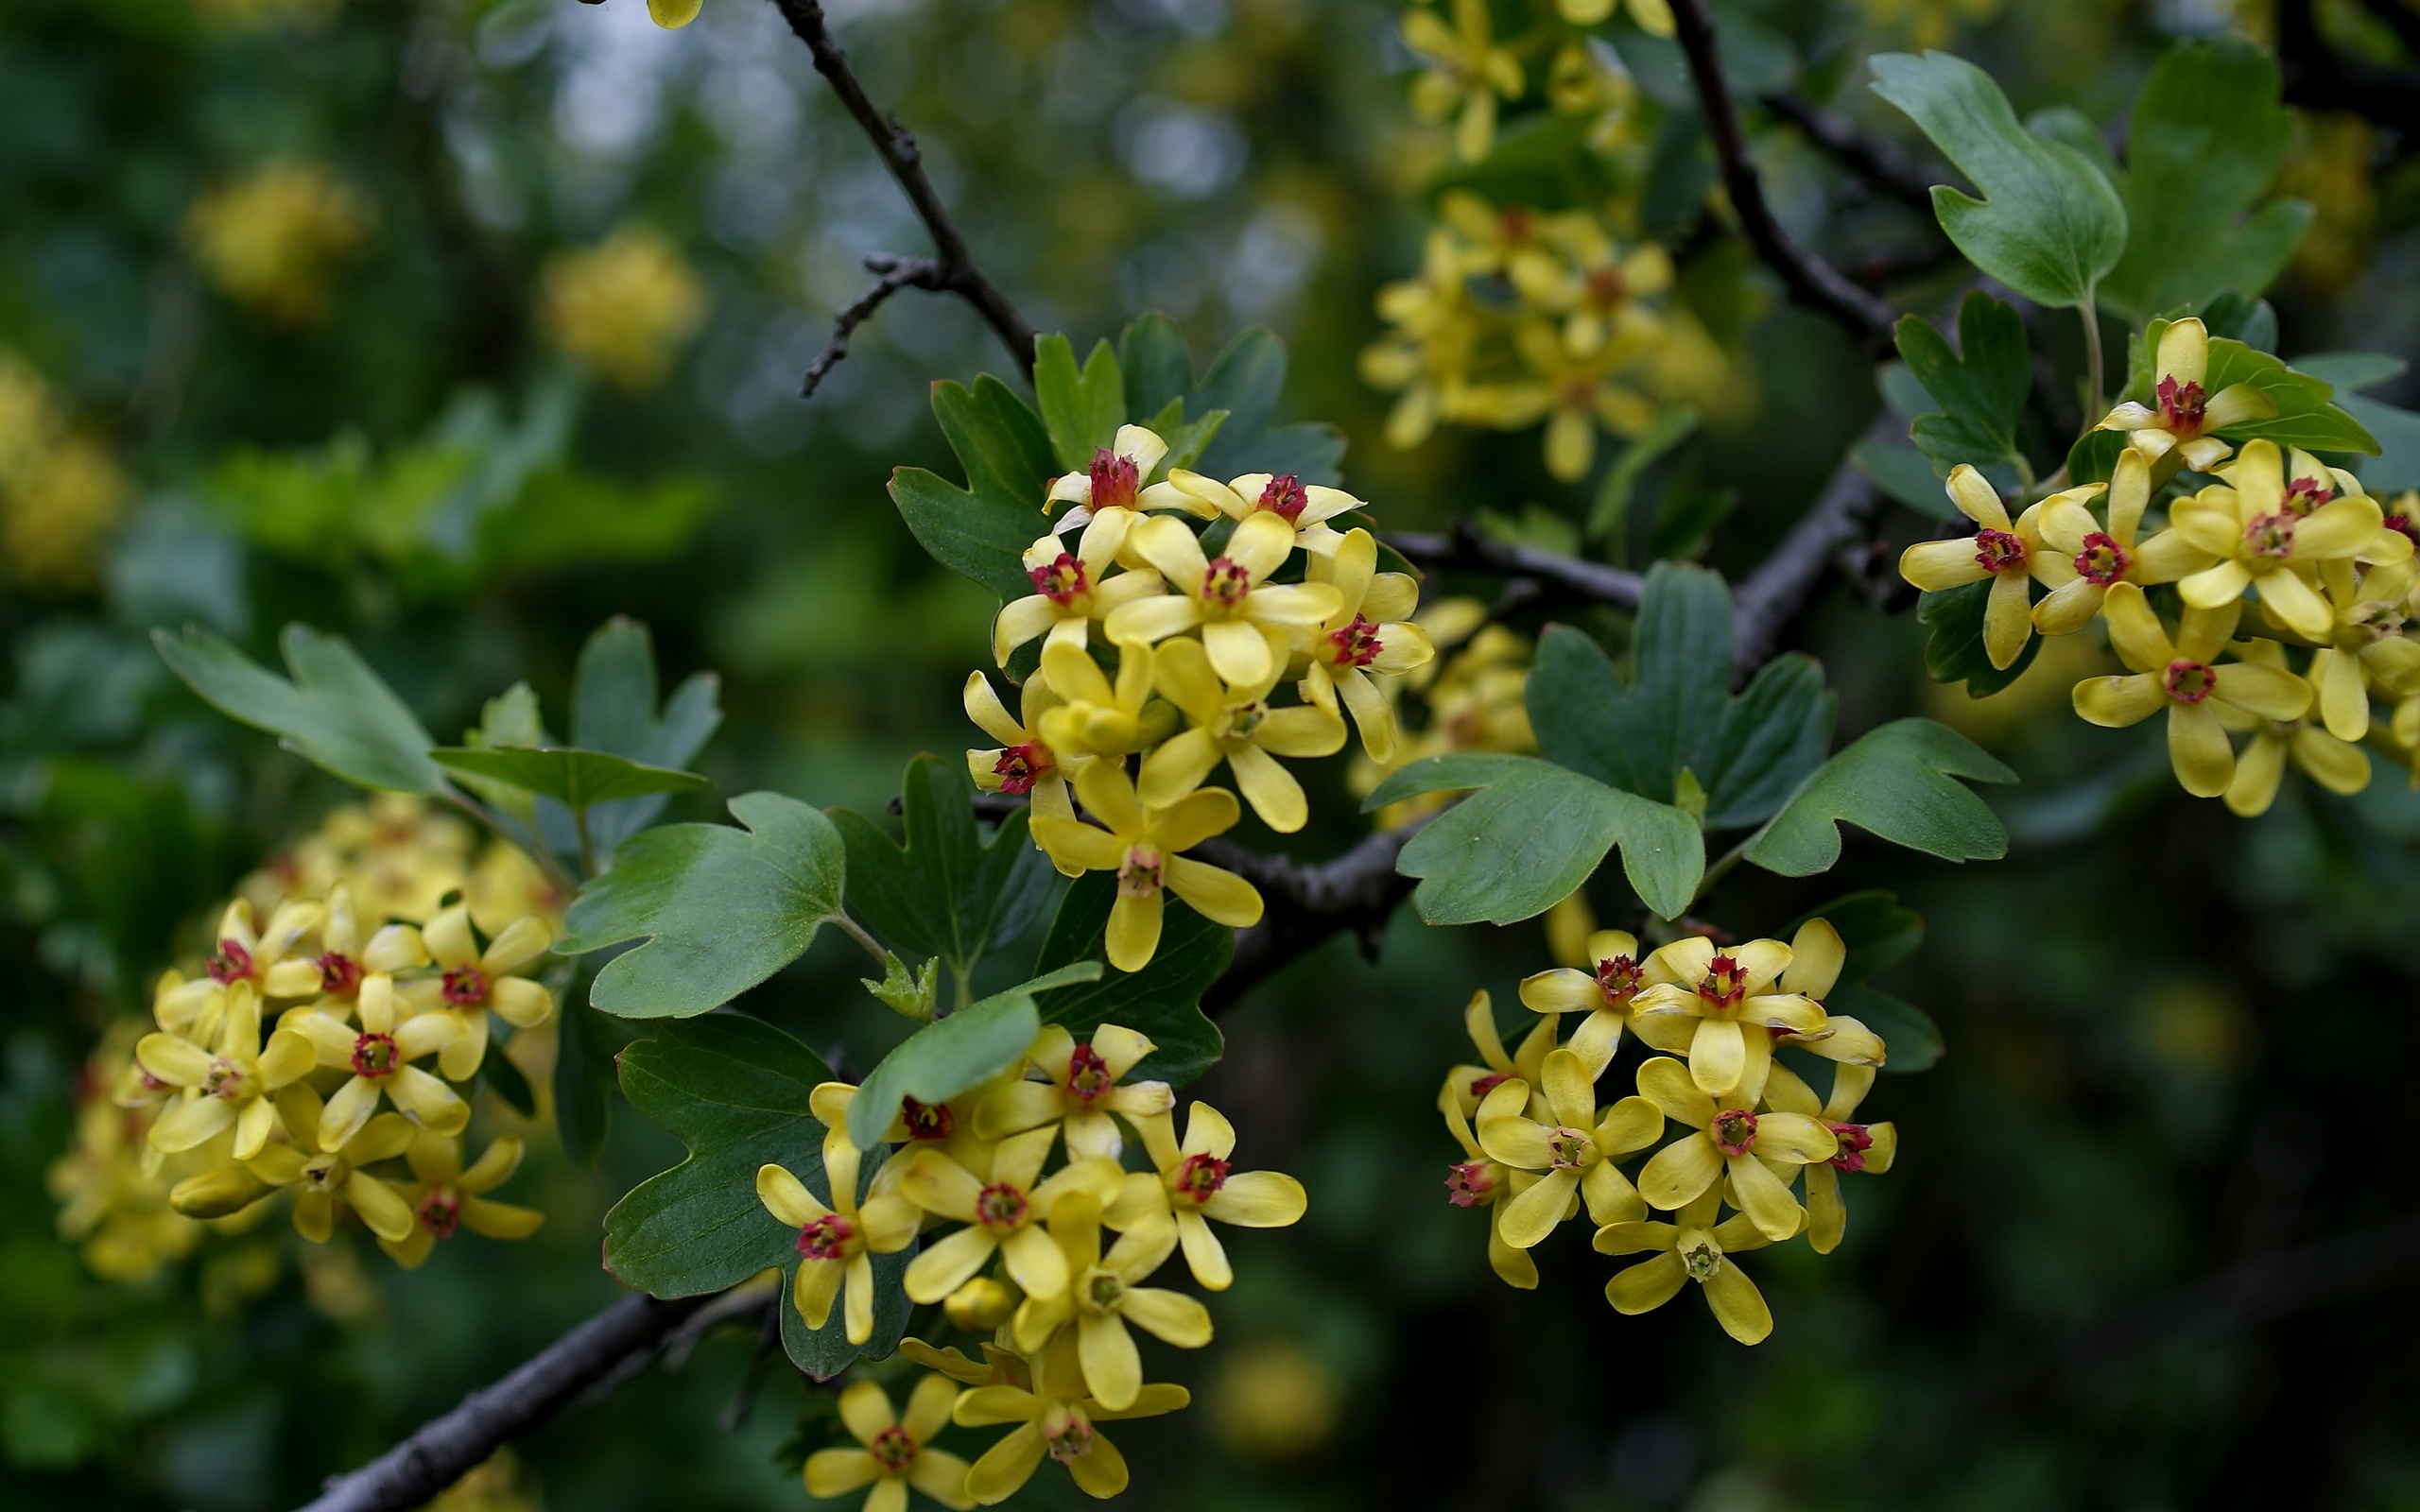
[[800, 255, 944, 397], [1728, 438, 1886, 683], [1760, 90, 1942, 216], [769, 0, 1037, 385], [1196, 818, 1435, 1014], [1668, 0, 1898, 342], [297, 1291, 716, 1512], [1385, 525, 1645, 611]]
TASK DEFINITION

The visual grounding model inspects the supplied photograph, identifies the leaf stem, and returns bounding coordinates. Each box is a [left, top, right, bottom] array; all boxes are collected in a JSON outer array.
[[574, 805, 600, 881], [833, 913, 891, 969], [2079, 289, 2105, 434]]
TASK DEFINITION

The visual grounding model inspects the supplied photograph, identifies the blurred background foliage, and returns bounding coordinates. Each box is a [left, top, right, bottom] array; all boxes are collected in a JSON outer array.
[[6, 0, 2420, 1507]]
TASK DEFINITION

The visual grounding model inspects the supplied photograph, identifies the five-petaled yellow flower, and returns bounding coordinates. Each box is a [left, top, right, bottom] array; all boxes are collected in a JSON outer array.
[[402, 903, 556, 1081], [1143, 470, 1367, 558], [978, 1023, 1174, 1161], [1896, 464, 2055, 670], [964, 670, 1081, 828], [1028, 759, 1262, 972], [1033, 639, 1167, 761], [2095, 317, 2275, 473], [1595, 1188, 1782, 1345], [1046, 424, 1175, 567], [2071, 583, 2311, 799], [1474, 1049, 1661, 1247], [954, 1332, 1189, 1504], [379, 1129, 544, 1268], [136, 982, 315, 1160], [2171, 438, 2389, 640], [1630, 936, 1825, 1098], [2213, 642, 2371, 817], [1632, 1055, 1837, 1243], [1009, 1194, 1207, 1411], [1299, 527, 1433, 763], [285, 972, 468, 1150], [759, 1126, 921, 1344], [240, 1083, 418, 1244], [1105, 512, 1342, 688], [1517, 925, 1645, 1076], [1760, 1062, 1896, 1255], [805, 1375, 976, 1512], [2030, 447, 2210, 636], [2305, 557, 2420, 739], [1137, 634, 1345, 833], [1110, 1101, 1307, 1291], [900, 1126, 1124, 1304], [993, 531, 1166, 667], [1401, 0, 1526, 163]]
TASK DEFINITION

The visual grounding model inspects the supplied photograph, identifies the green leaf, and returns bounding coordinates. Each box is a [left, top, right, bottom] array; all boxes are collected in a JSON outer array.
[[1778, 890, 1944, 1070], [2336, 392, 2420, 492], [1120, 314, 1196, 420], [843, 963, 1103, 1148], [1831, 983, 1946, 1073], [1588, 404, 1698, 544], [2124, 322, 2379, 455], [827, 755, 1058, 986], [2099, 38, 2311, 321], [1853, 439, 1957, 519], [2291, 352, 2408, 392], [450, 682, 549, 828], [891, 375, 1060, 600], [2064, 427, 2133, 489], [558, 793, 847, 1019], [1366, 753, 1704, 921], [1896, 293, 2031, 478], [428, 747, 710, 811], [554, 995, 621, 1168], [1917, 578, 2044, 697], [1744, 719, 2017, 876], [1033, 334, 1126, 473], [153, 623, 444, 794], [1028, 873, 1228, 1086], [1186, 327, 1346, 486], [480, 1043, 537, 1117], [1869, 50, 2127, 309], [570, 617, 723, 860], [1524, 567, 1836, 830], [607, 1015, 910, 1376]]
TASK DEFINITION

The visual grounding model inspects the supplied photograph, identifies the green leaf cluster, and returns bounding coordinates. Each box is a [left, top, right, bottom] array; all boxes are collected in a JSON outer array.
[[1894, 293, 2031, 490]]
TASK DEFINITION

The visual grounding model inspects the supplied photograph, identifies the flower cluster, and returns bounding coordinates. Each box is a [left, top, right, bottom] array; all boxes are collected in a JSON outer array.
[[1903, 318, 2420, 813], [1443, 919, 1895, 1343], [1360, 191, 1728, 482], [1397, 0, 1671, 165], [763, 1022, 1306, 1505], [539, 227, 709, 393], [185, 159, 375, 325], [48, 799, 557, 1279], [965, 423, 1435, 970], [0, 350, 129, 586]]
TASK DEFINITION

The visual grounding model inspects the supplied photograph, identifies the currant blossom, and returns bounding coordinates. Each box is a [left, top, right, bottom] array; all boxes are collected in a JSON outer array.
[[379, 1129, 544, 1268], [1632, 1056, 1836, 1243], [964, 669, 1080, 831], [1630, 936, 1825, 1098], [2095, 318, 2276, 472], [262, 883, 428, 1023], [993, 530, 1166, 667], [759, 1127, 921, 1345], [1137, 633, 1345, 833], [2305, 558, 2420, 739], [1033, 638, 1167, 761], [805, 1376, 976, 1512], [977, 1022, 1175, 1160], [899, 1125, 1124, 1304], [1517, 925, 1645, 1076], [1759, 1062, 1895, 1255], [2213, 642, 2370, 817], [1027, 759, 1262, 972], [285, 972, 468, 1149], [136, 982, 315, 1159], [1046, 424, 1172, 566], [1104, 512, 1343, 687], [1400, 0, 1525, 163], [1299, 526, 1433, 762], [1009, 1194, 1206, 1411], [2170, 438, 2387, 639], [241, 1083, 419, 1244], [1896, 464, 2059, 670], [157, 896, 324, 1039], [1108, 1101, 1306, 1290], [2071, 584, 2311, 799], [1142, 470, 1365, 558], [1474, 1049, 1662, 1247], [955, 1332, 1189, 1504], [402, 902, 555, 1081], [1594, 1188, 1781, 1345], [1443, 988, 1557, 1121], [2031, 447, 2214, 635], [1437, 1082, 1540, 1290]]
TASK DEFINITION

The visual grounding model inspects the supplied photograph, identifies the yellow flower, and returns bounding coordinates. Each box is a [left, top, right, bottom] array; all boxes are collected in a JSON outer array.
[[240, 1084, 419, 1244], [2071, 583, 2313, 799], [1361, 231, 1481, 450], [1632, 1055, 1837, 1243], [1030, 639, 1167, 762], [899, 1337, 1032, 1388], [136, 982, 316, 1160], [1594, 1189, 1781, 1344], [805, 1375, 977, 1512], [161, 896, 325, 1038], [539, 227, 707, 391], [270, 793, 475, 923], [1299, 527, 1432, 762], [185, 160, 374, 325], [1137, 635, 1345, 833], [1007, 1194, 1207, 1411], [759, 1127, 922, 1344], [1027, 760, 1262, 972], [1516, 926, 1644, 1075], [2094, 318, 2277, 474], [1108, 1101, 1307, 1290], [1897, 465, 2059, 670], [1443, 988, 1557, 1117], [1106, 513, 1343, 687], [1630, 936, 1825, 1098], [812, 1078, 998, 1192], [1759, 1062, 1895, 1255], [645, 0, 705, 26], [379, 1130, 544, 1268], [1462, 320, 1657, 483], [1143, 471, 1368, 559], [5, 436, 128, 587], [1046, 425, 1184, 567], [965, 670, 1082, 831], [899, 1127, 1125, 1304], [2214, 642, 2371, 817], [1555, 0, 1675, 35], [954, 1332, 1189, 1504], [1757, 918, 1889, 1069], [1516, 221, 1674, 363], [2030, 447, 2215, 636], [2303, 557, 2420, 740], [1474, 1048, 1662, 1247], [1438, 1078, 1540, 1289], [2170, 439, 2391, 639], [1401, 0, 1526, 163], [977, 1023, 1174, 1160], [285, 972, 470, 1149], [993, 530, 1167, 667], [50, 1028, 208, 1280], [263, 883, 430, 1021], [401, 903, 557, 1080]]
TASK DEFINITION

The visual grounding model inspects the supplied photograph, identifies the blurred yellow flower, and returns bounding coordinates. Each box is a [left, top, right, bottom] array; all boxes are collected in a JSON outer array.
[[1205, 1339, 1340, 1462], [1401, 0, 1525, 163], [187, 160, 375, 325], [0, 353, 128, 587], [540, 228, 708, 392]]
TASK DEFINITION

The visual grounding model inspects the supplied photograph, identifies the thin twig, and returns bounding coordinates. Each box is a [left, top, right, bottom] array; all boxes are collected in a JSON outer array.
[[1760, 90, 1942, 215], [297, 1291, 714, 1512], [800, 255, 943, 398], [1386, 524, 1645, 611], [1668, 0, 1898, 342], [768, 0, 1037, 384], [1728, 433, 1888, 682]]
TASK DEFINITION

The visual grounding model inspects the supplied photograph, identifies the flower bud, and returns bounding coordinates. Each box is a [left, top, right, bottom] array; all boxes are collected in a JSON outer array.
[[943, 1276, 1015, 1332], [170, 1165, 273, 1219]]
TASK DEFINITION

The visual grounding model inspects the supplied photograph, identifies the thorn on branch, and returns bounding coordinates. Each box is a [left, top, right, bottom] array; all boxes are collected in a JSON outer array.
[[1668, 0, 1899, 343]]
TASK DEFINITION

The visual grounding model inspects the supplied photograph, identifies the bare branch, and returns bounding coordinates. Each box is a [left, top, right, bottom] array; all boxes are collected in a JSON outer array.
[[766, 0, 1037, 386], [298, 1291, 716, 1512], [800, 256, 943, 397], [1729, 438, 1886, 682], [1667, 0, 1899, 342], [1760, 90, 1942, 216], [1196, 818, 1435, 1013], [1386, 525, 1645, 611]]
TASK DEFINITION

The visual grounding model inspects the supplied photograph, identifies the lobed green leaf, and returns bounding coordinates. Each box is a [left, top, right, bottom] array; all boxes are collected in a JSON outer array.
[[1744, 718, 2017, 876], [153, 622, 444, 795]]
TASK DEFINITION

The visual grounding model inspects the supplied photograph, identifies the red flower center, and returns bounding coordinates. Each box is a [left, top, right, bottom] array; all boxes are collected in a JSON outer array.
[[208, 937, 255, 985], [2389, 509, 2420, 548], [1467, 1071, 1508, 1101], [1595, 954, 1642, 1007], [2284, 474, 2333, 515], [318, 952, 363, 997], [1973, 527, 2028, 575], [1697, 955, 1747, 1010], [442, 965, 490, 1007], [419, 1190, 460, 1240], [1546, 1125, 1594, 1170], [1044, 1408, 1096, 1464], [975, 1182, 1030, 1232], [900, 1095, 954, 1142], [1711, 1108, 1758, 1158], [2074, 532, 2130, 587], [1256, 473, 1308, 522], [1444, 1160, 1495, 1207], [1063, 1043, 1115, 1104], [1585, 264, 1627, 309], [2157, 374, 2208, 432], [1497, 205, 1535, 244], [201, 1057, 246, 1099], [1201, 558, 1252, 608], [2243, 511, 2295, 559], [2164, 659, 2216, 704], [351, 1032, 399, 1078], [993, 742, 1052, 796], [870, 1425, 918, 1472], [1089, 448, 1140, 511], [1116, 844, 1163, 900], [1175, 1152, 1230, 1204], [1828, 1121, 1875, 1174], [1327, 614, 1382, 669], [1028, 552, 1088, 605], [797, 1212, 856, 1260]]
